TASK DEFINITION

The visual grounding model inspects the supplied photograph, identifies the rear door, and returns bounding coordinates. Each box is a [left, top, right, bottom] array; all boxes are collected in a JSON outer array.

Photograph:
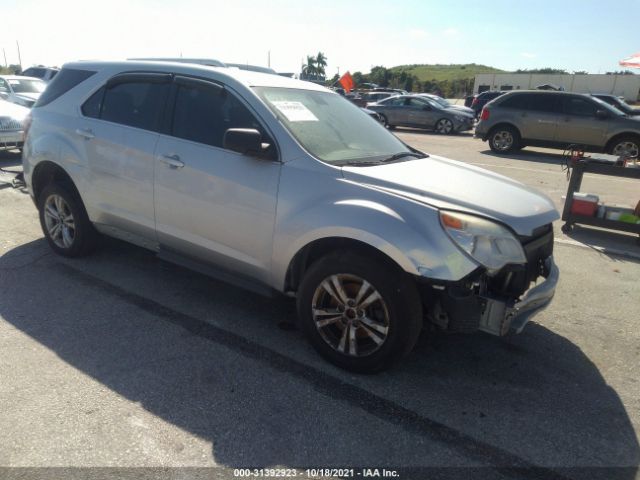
[[557, 95, 609, 147], [518, 93, 560, 142], [379, 96, 407, 125], [78, 73, 170, 241], [153, 76, 281, 284]]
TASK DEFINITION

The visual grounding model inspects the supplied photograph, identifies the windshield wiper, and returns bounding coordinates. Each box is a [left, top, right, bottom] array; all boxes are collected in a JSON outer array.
[[381, 152, 428, 163]]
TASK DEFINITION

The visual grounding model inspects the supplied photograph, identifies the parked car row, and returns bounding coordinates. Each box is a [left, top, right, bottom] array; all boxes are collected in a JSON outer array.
[[0, 99, 29, 151], [0, 75, 47, 108]]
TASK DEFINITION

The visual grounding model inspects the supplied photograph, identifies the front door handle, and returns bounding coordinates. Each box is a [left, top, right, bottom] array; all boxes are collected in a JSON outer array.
[[160, 154, 185, 169], [75, 128, 95, 140]]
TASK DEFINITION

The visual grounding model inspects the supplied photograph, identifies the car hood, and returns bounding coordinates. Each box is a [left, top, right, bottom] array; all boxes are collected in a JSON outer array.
[[0, 99, 29, 119], [441, 107, 474, 118], [341, 155, 559, 235], [448, 105, 475, 115]]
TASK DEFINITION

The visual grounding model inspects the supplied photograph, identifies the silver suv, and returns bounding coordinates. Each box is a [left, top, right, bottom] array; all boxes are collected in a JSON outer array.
[[23, 61, 560, 372], [475, 90, 640, 157]]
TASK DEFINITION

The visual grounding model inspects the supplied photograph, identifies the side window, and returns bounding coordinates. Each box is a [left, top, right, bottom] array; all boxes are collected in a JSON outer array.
[[81, 87, 105, 118], [0, 78, 8, 93], [407, 98, 426, 107], [35, 68, 96, 108], [564, 97, 598, 117], [528, 94, 560, 114], [171, 81, 265, 149], [384, 97, 405, 106], [101, 81, 169, 131]]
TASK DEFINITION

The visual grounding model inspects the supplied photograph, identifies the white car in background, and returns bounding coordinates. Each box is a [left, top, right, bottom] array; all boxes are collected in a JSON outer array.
[[0, 75, 46, 108], [0, 99, 29, 151]]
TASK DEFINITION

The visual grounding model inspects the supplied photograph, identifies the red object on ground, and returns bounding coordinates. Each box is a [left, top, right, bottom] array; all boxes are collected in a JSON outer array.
[[338, 72, 355, 93]]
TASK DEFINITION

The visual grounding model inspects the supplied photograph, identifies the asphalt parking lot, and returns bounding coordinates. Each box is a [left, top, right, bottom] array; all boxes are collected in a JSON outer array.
[[0, 132, 639, 480]]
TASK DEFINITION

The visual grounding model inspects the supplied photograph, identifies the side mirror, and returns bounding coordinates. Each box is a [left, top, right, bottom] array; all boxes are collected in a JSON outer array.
[[595, 109, 609, 120], [223, 128, 271, 157]]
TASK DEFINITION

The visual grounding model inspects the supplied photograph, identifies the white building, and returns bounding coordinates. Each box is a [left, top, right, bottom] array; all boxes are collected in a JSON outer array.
[[473, 73, 640, 102]]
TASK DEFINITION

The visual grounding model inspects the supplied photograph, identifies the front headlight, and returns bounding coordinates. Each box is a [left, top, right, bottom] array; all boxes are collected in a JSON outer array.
[[440, 210, 526, 272], [453, 115, 468, 122]]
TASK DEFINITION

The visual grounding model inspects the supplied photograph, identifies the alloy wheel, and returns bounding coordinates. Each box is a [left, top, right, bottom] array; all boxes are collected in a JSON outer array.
[[612, 141, 639, 158], [311, 274, 390, 357], [43, 194, 76, 249], [492, 130, 514, 151], [436, 119, 453, 134]]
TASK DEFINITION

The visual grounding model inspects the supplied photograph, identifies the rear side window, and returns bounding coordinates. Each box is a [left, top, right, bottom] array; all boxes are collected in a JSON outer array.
[[34, 68, 96, 108], [81, 87, 105, 118], [527, 94, 560, 114], [100, 81, 169, 131], [171, 80, 265, 148]]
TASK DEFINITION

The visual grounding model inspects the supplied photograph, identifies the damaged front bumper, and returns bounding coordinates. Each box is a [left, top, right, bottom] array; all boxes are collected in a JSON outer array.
[[479, 256, 559, 336]]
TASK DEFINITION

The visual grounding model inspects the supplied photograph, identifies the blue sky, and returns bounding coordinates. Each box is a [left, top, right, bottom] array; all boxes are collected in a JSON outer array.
[[0, 0, 638, 75]]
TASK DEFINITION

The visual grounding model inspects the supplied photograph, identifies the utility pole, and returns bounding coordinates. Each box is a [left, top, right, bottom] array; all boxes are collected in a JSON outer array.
[[16, 41, 22, 70], [268, 50, 270, 68], [2, 48, 7, 67]]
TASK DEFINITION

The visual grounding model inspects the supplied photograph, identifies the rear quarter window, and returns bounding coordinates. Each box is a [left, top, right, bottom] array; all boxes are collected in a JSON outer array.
[[34, 68, 96, 108]]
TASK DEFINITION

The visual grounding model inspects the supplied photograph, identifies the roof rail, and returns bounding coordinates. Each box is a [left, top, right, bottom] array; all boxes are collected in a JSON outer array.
[[128, 58, 227, 67]]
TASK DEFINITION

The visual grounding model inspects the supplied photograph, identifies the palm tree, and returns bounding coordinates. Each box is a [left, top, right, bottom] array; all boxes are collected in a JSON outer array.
[[315, 52, 327, 78], [302, 55, 317, 79]]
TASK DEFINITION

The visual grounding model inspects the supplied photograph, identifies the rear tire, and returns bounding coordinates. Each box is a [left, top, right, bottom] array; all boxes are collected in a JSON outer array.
[[488, 125, 520, 153], [297, 251, 423, 373], [38, 183, 99, 257], [379, 114, 396, 130]]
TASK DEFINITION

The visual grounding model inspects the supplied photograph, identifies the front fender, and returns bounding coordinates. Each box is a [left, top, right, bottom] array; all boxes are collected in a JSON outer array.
[[271, 193, 479, 291]]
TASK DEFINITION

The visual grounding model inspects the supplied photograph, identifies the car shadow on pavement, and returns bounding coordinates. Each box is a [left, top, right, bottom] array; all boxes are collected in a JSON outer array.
[[480, 149, 568, 166], [395, 127, 475, 138], [0, 238, 638, 479]]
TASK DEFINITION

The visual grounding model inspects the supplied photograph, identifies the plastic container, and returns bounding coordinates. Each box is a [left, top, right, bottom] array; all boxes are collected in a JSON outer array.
[[571, 193, 599, 217]]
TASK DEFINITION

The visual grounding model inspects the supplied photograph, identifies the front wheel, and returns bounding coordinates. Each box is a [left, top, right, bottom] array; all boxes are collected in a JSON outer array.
[[297, 252, 423, 373], [488, 125, 520, 153], [608, 135, 640, 158], [435, 118, 454, 135]]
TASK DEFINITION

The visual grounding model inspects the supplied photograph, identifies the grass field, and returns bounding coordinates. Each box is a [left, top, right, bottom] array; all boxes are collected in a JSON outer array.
[[389, 63, 505, 82]]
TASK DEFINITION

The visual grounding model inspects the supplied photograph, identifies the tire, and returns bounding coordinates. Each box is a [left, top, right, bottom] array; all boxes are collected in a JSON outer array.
[[607, 135, 640, 158], [38, 183, 99, 257], [379, 114, 396, 130], [297, 251, 423, 373], [488, 125, 520, 153], [435, 118, 454, 135]]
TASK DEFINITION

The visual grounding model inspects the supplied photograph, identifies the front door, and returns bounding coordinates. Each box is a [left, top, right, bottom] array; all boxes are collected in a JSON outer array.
[[154, 77, 281, 285], [558, 96, 609, 147]]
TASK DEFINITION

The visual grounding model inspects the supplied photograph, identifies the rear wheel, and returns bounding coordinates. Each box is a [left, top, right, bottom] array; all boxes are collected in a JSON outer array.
[[379, 114, 396, 130], [38, 183, 98, 257], [488, 125, 520, 153], [608, 135, 640, 158], [297, 251, 422, 373]]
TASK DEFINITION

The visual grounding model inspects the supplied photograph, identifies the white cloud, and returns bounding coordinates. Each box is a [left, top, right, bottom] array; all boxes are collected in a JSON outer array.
[[443, 27, 459, 36]]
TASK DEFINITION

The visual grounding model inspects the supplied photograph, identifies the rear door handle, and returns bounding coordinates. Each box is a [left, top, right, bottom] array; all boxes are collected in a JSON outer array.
[[75, 128, 95, 140], [160, 154, 185, 169]]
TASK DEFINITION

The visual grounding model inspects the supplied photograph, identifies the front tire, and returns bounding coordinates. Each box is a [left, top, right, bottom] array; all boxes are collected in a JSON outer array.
[[297, 251, 423, 373], [38, 183, 98, 257], [488, 125, 520, 153], [435, 118, 454, 135], [608, 135, 640, 158]]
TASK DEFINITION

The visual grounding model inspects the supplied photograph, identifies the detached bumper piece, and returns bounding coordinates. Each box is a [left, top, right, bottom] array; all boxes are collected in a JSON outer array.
[[479, 256, 559, 336]]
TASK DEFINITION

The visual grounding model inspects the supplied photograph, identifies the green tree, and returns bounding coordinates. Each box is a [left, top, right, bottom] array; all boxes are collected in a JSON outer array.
[[315, 52, 327, 77]]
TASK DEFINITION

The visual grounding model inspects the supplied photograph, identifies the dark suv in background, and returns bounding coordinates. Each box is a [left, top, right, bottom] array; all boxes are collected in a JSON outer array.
[[470, 91, 505, 117], [474, 90, 640, 158]]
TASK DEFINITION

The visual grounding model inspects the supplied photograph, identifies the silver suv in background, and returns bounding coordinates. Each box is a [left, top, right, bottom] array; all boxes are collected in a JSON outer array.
[[475, 90, 640, 157], [21, 67, 60, 83], [24, 61, 559, 372]]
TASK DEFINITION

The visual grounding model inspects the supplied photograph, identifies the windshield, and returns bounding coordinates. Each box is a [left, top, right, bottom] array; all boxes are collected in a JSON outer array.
[[254, 87, 411, 164], [8, 79, 45, 94], [592, 96, 625, 116], [430, 96, 450, 108]]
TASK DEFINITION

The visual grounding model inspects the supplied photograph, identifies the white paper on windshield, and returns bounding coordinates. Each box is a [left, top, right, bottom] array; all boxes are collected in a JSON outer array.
[[272, 101, 318, 122], [8, 80, 20, 85]]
